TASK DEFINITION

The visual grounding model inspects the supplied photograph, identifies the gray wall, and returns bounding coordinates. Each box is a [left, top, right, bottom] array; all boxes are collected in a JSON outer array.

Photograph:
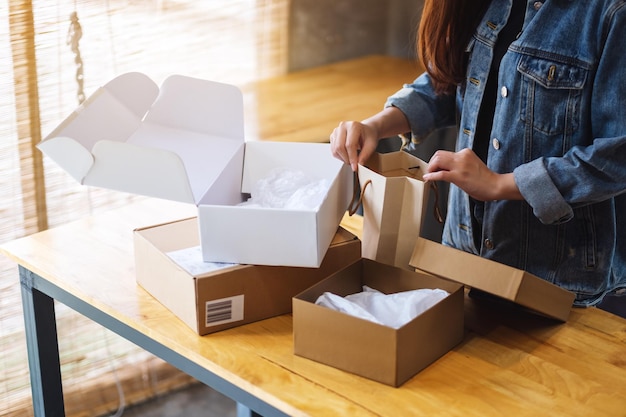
[[288, 0, 424, 71]]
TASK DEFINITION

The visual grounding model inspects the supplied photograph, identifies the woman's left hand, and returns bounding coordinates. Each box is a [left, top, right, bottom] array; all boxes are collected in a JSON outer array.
[[423, 148, 523, 201]]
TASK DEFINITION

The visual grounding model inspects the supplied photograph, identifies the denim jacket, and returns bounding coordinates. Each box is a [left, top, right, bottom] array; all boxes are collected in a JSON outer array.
[[386, 0, 626, 306]]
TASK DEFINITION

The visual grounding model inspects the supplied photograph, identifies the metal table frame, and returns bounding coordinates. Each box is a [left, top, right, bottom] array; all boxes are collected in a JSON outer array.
[[20, 266, 282, 417]]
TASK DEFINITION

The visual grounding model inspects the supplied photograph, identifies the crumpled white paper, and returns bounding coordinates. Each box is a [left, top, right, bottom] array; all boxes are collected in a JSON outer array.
[[166, 245, 237, 275], [238, 167, 329, 210], [315, 285, 449, 329]]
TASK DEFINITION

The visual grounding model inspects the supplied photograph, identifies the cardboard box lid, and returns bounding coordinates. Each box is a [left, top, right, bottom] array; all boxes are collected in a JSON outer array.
[[409, 238, 575, 321], [37, 72, 245, 206]]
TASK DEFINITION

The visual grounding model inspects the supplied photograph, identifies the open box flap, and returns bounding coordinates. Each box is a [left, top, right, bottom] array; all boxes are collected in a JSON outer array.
[[144, 74, 244, 140], [85, 139, 195, 202], [37, 136, 95, 184], [409, 237, 574, 320], [38, 72, 246, 206], [38, 72, 159, 182]]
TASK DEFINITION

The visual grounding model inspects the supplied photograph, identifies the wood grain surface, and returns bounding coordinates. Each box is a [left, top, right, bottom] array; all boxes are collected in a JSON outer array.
[[3, 197, 625, 417]]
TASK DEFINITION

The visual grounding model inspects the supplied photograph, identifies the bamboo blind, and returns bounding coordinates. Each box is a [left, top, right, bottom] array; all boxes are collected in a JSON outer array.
[[0, 0, 289, 415]]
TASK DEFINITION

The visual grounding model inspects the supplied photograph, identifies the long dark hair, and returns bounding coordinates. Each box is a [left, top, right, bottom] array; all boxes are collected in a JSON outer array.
[[417, 0, 491, 95]]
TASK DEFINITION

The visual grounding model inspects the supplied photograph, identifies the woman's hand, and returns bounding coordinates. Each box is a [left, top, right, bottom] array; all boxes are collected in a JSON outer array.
[[330, 121, 379, 172], [423, 148, 523, 201], [330, 106, 411, 172]]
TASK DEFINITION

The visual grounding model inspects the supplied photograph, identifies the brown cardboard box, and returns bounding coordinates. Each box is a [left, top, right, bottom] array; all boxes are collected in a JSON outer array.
[[292, 258, 464, 387], [134, 217, 361, 335], [410, 238, 575, 322]]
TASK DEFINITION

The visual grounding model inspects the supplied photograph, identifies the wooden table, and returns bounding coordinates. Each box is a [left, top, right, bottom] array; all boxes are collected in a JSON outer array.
[[2, 56, 626, 416], [3, 199, 626, 417]]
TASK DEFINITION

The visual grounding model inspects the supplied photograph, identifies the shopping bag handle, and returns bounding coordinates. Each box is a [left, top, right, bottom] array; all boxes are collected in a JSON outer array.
[[347, 171, 372, 216], [430, 181, 444, 224]]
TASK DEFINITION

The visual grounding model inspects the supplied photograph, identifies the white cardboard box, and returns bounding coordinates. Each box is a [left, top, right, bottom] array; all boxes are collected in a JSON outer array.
[[38, 73, 352, 267]]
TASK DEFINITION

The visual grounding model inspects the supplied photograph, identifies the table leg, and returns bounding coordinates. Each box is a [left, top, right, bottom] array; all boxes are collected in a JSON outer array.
[[18, 266, 289, 417], [237, 403, 263, 417], [20, 266, 65, 417]]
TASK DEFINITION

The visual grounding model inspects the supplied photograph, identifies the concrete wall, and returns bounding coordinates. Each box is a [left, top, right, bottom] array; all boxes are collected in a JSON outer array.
[[288, 0, 424, 71]]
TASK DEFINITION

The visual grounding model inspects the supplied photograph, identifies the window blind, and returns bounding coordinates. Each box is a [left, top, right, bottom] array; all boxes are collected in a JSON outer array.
[[1, 1, 289, 415]]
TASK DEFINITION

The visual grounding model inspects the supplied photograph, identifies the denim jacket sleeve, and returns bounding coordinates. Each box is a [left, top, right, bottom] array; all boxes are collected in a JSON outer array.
[[514, 3, 626, 225], [384, 72, 458, 145]]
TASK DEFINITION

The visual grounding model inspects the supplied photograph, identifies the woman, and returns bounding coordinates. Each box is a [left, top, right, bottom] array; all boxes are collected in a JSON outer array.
[[330, 0, 626, 310]]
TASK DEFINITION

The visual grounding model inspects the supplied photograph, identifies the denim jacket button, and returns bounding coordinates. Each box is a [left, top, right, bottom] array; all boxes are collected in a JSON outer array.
[[492, 138, 501, 150], [500, 86, 508, 97], [534, 1, 543, 10], [484, 239, 494, 249]]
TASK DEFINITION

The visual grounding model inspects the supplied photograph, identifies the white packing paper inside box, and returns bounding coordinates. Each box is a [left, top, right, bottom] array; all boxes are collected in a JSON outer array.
[[38, 72, 353, 267]]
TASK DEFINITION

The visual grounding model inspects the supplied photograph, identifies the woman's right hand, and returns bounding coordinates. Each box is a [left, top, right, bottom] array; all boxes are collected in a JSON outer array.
[[329, 106, 411, 171], [329, 120, 380, 172]]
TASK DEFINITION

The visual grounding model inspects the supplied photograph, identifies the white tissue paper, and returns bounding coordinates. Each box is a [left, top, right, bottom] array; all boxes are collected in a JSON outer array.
[[315, 285, 449, 329], [167, 246, 237, 275], [238, 167, 330, 210]]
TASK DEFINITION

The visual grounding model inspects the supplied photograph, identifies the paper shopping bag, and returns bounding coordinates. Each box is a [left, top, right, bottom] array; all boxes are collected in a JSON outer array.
[[352, 151, 439, 270]]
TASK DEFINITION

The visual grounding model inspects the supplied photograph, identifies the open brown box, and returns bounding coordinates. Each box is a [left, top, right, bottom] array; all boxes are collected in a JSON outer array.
[[134, 217, 361, 335], [293, 258, 465, 387]]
